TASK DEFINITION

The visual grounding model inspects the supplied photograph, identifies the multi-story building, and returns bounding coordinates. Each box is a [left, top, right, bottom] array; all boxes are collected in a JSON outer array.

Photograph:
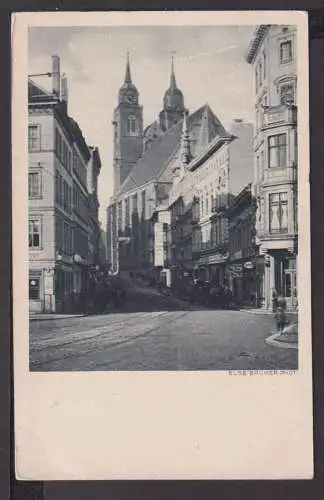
[[226, 184, 259, 306], [246, 25, 298, 311], [190, 118, 254, 285], [87, 146, 102, 267], [28, 55, 94, 313], [107, 55, 226, 277], [155, 114, 254, 289]]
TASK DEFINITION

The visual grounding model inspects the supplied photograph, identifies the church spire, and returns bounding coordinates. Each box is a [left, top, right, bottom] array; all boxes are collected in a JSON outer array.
[[125, 52, 132, 83], [170, 54, 177, 90]]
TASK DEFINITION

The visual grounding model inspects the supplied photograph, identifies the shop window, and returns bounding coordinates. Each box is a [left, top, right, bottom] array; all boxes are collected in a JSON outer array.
[[280, 40, 293, 64], [29, 276, 40, 300], [29, 218, 41, 249], [28, 172, 41, 198], [269, 192, 288, 233], [28, 125, 41, 151], [268, 134, 287, 168]]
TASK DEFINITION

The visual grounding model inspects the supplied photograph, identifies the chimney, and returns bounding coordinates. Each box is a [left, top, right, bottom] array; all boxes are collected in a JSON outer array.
[[52, 55, 60, 97], [61, 74, 68, 112]]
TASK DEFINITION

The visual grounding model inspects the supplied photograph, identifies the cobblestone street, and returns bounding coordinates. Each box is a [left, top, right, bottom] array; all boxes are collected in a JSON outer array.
[[30, 282, 298, 372]]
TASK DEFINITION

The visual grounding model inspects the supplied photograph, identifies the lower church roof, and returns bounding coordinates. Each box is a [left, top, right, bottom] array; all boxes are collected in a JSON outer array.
[[116, 104, 226, 197]]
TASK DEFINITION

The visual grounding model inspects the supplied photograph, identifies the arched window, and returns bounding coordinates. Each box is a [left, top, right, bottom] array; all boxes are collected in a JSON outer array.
[[127, 115, 137, 134]]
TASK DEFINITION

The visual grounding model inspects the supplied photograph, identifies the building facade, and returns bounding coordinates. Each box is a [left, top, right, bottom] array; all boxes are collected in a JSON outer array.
[[87, 146, 102, 267], [246, 24, 298, 311], [28, 55, 100, 313], [226, 184, 259, 306], [154, 113, 254, 289]]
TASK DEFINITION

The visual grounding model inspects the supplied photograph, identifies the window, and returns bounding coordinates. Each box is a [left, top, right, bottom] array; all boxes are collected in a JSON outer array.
[[268, 134, 287, 168], [28, 172, 41, 198], [280, 83, 295, 105], [269, 192, 288, 233], [127, 115, 137, 134], [28, 125, 40, 151], [280, 40, 293, 64], [29, 218, 41, 249], [29, 276, 40, 300]]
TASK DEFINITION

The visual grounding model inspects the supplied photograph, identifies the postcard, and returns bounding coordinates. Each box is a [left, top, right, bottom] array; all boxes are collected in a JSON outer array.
[[12, 10, 313, 479]]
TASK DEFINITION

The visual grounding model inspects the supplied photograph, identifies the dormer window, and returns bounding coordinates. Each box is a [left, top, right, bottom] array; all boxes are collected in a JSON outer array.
[[127, 115, 137, 135]]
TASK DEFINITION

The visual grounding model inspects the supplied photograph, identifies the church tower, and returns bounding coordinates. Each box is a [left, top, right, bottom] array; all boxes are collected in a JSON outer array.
[[159, 56, 186, 132], [113, 53, 143, 193]]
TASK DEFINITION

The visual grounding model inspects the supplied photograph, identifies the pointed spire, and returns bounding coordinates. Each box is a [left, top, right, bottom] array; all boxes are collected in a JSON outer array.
[[170, 54, 177, 90], [125, 52, 132, 84], [181, 110, 191, 166]]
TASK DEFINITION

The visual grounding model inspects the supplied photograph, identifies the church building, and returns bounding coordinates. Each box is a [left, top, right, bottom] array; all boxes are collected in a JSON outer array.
[[106, 54, 228, 276]]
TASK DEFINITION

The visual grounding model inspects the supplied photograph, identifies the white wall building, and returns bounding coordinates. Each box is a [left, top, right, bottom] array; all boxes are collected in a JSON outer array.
[[246, 24, 298, 311]]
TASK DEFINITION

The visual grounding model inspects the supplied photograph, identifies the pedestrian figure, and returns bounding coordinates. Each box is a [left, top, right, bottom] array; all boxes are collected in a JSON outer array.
[[275, 295, 287, 334]]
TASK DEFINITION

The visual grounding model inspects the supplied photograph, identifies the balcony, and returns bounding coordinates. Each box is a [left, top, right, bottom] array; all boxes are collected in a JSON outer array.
[[262, 104, 297, 131]]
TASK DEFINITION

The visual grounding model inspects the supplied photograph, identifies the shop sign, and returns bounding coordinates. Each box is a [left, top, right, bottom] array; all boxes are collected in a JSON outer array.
[[231, 264, 243, 273], [243, 261, 254, 270]]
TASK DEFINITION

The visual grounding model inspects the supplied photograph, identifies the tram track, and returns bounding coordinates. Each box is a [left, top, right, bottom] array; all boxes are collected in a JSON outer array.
[[30, 310, 190, 370]]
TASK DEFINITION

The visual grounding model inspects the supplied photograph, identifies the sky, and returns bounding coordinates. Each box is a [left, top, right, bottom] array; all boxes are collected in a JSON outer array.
[[28, 25, 256, 225]]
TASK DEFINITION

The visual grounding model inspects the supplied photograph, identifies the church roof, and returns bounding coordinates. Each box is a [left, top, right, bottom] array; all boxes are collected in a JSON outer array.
[[117, 103, 227, 197]]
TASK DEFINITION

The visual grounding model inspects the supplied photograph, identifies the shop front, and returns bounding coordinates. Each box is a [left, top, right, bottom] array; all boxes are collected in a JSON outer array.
[[228, 256, 258, 307], [269, 249, 297, 312]]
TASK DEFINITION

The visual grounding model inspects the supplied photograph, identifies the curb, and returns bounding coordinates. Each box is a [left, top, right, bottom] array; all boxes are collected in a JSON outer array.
[[30, 314, 86, 322], [265, 331, 298, 350]]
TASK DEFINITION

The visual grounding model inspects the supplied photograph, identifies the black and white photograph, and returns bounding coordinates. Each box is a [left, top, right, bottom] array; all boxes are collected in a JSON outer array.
[[27, 22, 300, 372], [13, 11, 312, 480]]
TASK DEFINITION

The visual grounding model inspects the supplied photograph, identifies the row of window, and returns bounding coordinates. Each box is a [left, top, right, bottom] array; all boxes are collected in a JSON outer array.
[[55, 127, 72, 172], [73, 150, 87, 188], [255, 39, 293, 93], [56, 217, 73, 255], [117, 191, 146, 230], [55, 172, 72, 213], [73, 182, 89, 223], [29, 216, 91, 254], [230, 220, 254, 255], [193, 153, 227, 186]]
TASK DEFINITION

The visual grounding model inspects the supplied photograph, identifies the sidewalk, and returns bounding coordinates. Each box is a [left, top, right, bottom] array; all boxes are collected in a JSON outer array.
[[29, 313, 86, 322], [265, 323, 298, 350]]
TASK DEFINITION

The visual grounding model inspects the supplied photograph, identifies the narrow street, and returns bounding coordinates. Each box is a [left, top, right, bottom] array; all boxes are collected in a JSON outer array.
[[30, 280, 298, 371]]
